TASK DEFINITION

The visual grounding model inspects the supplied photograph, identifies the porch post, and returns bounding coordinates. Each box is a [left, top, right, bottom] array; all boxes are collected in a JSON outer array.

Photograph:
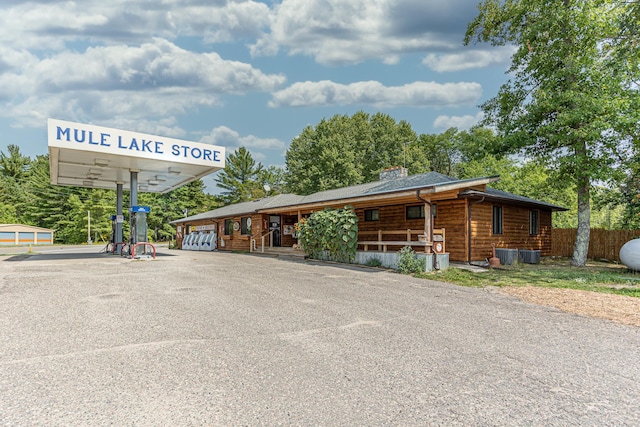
[[424, 202, 432, 252], [296, 210, 301, 246]]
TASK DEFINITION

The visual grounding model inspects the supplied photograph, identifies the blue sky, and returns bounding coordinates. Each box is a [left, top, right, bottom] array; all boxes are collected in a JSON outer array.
[[0, 0, 514, 193]]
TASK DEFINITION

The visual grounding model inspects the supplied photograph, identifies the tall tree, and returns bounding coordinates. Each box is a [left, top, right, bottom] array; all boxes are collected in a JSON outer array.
[[419, 128, 464, 177], [22, 155, 102, 243], [286, 112, 428, 195], [364, 113, 427, 180], [0, 144, 30, 180], [0, 145, 31, 221], [464, 0, 639, 266], [418, 127, 504, 177], [257, 165, 287, 196], [214, 147, 264, 204], [286, 115, 363, 195]]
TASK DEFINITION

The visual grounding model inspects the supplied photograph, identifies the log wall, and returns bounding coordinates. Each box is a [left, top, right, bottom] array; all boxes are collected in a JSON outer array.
[[176, 199, 556, 262], [433, 199, 468, 262], [177, 213, 299, 252], [178, 213, 266, 252], [357, 204, 422, 233], [469, 202, 552, 261], [356, 200, 469, 261]]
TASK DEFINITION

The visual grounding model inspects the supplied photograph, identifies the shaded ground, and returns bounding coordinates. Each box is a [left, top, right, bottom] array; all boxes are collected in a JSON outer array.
[[499, 286, 640, 328]]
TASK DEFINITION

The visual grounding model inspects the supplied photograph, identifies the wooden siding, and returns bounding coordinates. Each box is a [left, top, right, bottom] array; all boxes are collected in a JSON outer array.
[[176, 213, 302, 252], [174, 196, 556, 263], [178, 213, 267, 252], [356, 199, 470, 262], [357, 204, 425, 234], [469, 202, 552, 261], [356, 204, 426, 252], [433, 199, 468, 262], [218, 213, 267, 251]]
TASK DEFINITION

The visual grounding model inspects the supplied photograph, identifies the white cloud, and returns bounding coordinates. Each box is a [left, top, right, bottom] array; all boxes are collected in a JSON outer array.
[[26, 39, 285, 93], [252, 0, 477, 65], [176, 2, 272, 43], [0, 38, 285, 127], [0, 0, 503, 166], [253, 0, 390, 64], [423, 47, 515, 72], [269, 80, 482, 108], [5, 89, 217, 129], [433, 112, 484, 130], [103, 117, 188, 139], [0, 1, 271, 50], [200, 126, 285, 151]]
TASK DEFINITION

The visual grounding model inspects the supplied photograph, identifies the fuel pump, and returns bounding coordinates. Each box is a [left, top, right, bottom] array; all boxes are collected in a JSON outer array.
[[121, 205, 156, 259], [129, 205, 150, 245]]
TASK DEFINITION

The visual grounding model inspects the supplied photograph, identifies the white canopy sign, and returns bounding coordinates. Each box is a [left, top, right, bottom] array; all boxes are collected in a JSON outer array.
[[47, 118, 226, 193], [48, 118, 224, 168]]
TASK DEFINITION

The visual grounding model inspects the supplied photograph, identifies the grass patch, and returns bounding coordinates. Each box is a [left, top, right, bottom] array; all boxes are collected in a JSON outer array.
[[364, 256, 383, 268], [419, 257, 640, 298]]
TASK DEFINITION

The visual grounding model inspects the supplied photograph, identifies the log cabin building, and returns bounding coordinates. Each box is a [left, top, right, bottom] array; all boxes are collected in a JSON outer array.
[[170, 167, 566, 263]]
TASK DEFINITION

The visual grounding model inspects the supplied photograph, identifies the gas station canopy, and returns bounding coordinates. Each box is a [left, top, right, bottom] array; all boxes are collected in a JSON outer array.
[[48, 118, 225, 194]]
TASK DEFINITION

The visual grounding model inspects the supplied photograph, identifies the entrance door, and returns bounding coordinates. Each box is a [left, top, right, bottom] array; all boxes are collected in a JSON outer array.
[[269, 215, 281, 247]]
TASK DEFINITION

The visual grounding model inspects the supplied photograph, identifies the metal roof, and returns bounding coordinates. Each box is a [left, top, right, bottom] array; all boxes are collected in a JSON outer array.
[[0, 224, 55, 232], [170, 194, 305, 224], [48, 118, 225, 194], [459, 188, 568, 211], [172, 171, 566, 224], [290, 172, 497, 206]]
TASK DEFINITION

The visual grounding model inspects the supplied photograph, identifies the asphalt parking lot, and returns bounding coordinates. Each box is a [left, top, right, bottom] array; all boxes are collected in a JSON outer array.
[[1, 246, 639, 426]]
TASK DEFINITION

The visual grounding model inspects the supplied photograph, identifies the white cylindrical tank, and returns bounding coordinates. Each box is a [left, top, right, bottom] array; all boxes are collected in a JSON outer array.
[[620, 239, 640, 271]]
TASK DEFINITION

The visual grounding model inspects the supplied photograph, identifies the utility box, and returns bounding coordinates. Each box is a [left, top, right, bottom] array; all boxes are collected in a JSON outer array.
[[495, 248, 519, 266], [519, 249, 541, 264]]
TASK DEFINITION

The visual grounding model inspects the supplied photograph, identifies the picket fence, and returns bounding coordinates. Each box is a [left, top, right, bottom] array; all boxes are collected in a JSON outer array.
[[551, 228, 640, 262]]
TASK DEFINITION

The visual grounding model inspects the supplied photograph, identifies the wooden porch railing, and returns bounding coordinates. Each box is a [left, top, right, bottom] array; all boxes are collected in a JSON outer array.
[[358, 228, 445, 253], [250, 230, 275, 253]]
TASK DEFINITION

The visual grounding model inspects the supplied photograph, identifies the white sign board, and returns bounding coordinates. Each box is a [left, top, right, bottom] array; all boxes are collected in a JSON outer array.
[[195, 224, 217, 231], [48, 118, 225, 169]]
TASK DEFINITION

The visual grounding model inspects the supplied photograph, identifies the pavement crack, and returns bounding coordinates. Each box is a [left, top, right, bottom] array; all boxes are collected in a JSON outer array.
[[0, 339, 210, 366]]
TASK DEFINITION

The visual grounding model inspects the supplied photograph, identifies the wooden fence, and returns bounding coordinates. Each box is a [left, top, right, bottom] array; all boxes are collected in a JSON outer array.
[[551, 228, 640, 262]]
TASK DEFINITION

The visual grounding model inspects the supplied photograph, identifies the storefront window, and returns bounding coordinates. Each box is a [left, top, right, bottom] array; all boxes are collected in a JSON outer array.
[[241, 217, 252, 235], [529, 210, 539, 235], [224, 219, 233, 235], [364, 209, 379, 221], [406, 205, 425, 220], [493, 206, 503, 235]]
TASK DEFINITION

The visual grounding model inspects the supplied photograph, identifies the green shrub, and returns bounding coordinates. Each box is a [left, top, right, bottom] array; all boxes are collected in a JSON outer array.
[[296, 206, 359, 263], [396, 246, 424, 274], [365, 256, 383, 267]]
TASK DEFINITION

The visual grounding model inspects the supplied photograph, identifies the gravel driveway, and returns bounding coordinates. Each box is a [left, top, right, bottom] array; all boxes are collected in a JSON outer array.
[[1, 247, 639, 426]]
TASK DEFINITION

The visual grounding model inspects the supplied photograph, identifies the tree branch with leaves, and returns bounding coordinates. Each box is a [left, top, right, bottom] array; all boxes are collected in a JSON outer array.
[[465, 0, 639, 266]]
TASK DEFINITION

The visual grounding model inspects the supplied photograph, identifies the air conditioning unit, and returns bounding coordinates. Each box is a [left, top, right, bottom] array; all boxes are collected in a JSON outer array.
[[495, 248, 518, 265], [519, 249, 540, 264]]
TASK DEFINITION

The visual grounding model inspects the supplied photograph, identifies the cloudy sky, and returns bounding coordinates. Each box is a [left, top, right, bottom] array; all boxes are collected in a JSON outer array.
[[0, 0, 514, 193]]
